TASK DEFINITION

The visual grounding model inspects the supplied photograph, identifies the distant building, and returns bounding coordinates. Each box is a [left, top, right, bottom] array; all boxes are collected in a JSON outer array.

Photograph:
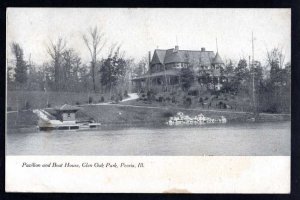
[[132, 45, 226, 92]]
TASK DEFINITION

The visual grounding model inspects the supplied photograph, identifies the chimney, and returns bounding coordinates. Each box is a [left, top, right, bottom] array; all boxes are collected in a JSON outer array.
[[201, 47, 205, 52], [173, 45, 179, 53], [148, 51, 151, 67]]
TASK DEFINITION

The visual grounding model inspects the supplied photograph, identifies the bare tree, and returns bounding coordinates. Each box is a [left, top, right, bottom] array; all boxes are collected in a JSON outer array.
[[83, 26, 106, 92], [46, 38, 66, 91]]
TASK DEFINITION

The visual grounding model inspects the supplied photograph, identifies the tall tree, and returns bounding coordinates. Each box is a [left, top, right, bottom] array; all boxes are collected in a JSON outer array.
[[100, 47, 127, 95], [46, 38, 66, 91], [83, 26, 106, 92], [11, 42, 27, 89], [61, 48, 82, 91]]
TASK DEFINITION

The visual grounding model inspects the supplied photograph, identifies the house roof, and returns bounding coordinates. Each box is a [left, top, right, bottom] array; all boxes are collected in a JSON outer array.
[[132, 70, 180, 81], [55, 104, 80, 111], [151, 47, 216, 66], [212, 52, 224, 64], [151, 49, 166, 64]]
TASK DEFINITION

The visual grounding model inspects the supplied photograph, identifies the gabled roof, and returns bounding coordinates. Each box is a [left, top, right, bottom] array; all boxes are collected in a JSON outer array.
[[164, 49, 183, 64], [151, 49, 167, 64], [55, 104, 80, 111], [212, 52, 224, 64], [151, 47, 216, 66]]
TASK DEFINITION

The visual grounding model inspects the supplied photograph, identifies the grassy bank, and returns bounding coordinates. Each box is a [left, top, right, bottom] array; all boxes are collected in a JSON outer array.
[[7, 101, 290, 130], [7, 90, 111, 110], [80, 104, 290, 125], [8, 104, 288, 128]]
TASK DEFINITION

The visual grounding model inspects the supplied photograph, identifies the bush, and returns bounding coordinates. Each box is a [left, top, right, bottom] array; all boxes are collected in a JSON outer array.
[[162, 111, 173, 118], [147, 90, 153, 101], [184, 97, 192, 107], [188, 90, 199, 96], [119, 93, 123, 101], [25, 101, 31, 110], [100, 96, 105, 102], [89, 97, 93, 104], [124, 90, 129, 97], [172, 96, 176, 103], [158, 96, 164, 102]]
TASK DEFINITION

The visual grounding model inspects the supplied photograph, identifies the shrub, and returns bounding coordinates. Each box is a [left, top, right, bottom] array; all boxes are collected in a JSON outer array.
[[124, 90, 129, 97], [172, 96, 176, 103], [188, 90, 198, 96], [184, 97, 192, 107], [199, 97, 203, 103], [25, 101, 31, 110], [100, 96, 105, 102], [118, 93, 123, 101], [147, 91, 152, 101], [158, 96, 164, 102], [162, 111, 173, 118], [88, 96, 93, 104]]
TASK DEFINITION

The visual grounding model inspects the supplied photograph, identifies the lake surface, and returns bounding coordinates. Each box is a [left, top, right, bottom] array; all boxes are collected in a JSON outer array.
[[6, 122, 290, 156]]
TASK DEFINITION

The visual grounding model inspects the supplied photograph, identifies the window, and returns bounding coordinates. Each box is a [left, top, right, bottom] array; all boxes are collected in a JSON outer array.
[[67, 113, 71, 118]]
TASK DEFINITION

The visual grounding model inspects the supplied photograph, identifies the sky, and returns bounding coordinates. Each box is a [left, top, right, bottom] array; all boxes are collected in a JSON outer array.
[[7, 8, 291, 66]]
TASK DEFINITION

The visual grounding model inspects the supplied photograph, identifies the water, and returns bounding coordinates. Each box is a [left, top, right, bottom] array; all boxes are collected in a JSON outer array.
[[6, 122, 290, 156]]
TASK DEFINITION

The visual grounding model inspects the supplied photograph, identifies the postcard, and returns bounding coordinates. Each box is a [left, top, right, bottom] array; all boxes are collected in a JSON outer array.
[[6, 8, 291, 193]]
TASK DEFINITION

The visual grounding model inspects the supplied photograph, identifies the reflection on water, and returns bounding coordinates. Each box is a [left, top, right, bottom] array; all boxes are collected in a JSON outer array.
[[6, 122, 290, 156]]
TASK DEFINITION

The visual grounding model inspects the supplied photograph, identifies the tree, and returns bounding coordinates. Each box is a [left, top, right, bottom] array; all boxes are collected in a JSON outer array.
[[100, 47, 127, 95], [83, 26, 106, 92], [133, 57, 147, 77], [11, 42, 27, 88], [180, 67, 195, 91], [224, 59, 234, 76], [257, 49, 290, 113], [46, 38, 66, 91], [234, 59, 249, 82], [61, 48, 82, 91]]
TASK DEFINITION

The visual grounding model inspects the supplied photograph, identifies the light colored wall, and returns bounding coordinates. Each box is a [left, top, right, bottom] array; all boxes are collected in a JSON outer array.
[[62, 112, 76, 121]]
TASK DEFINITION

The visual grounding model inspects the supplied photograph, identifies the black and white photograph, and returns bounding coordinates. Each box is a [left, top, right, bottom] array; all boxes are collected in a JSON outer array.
[[5, 8, 291, 193]]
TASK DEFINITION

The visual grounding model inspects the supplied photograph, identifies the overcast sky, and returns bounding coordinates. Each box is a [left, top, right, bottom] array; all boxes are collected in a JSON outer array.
[[7, 8, 290, 66]]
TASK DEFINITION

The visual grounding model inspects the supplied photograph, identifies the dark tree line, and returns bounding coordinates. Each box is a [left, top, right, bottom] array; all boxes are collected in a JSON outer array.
[[177, 48, 290, 113]]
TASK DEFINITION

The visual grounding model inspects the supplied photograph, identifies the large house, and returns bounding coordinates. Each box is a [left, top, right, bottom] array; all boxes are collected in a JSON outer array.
[[132, 45, 227, 93]]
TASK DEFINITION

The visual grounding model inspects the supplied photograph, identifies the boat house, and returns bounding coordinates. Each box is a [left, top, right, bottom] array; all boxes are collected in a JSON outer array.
[[54, 104, 80, 124]]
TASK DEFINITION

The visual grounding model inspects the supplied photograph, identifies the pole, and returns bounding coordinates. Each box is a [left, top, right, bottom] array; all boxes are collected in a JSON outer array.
[[252, 32, 256, 114]]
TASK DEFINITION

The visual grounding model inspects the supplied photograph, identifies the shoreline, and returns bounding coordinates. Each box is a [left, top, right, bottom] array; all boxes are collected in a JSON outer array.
[[6, 103, 291, 132]]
